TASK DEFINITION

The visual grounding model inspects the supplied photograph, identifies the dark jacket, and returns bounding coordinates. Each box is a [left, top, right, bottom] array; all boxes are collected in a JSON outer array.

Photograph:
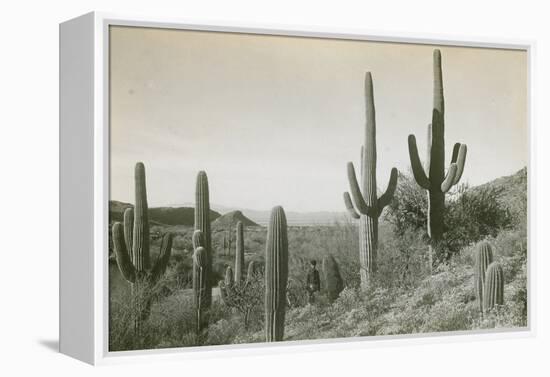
[[307, 269, 321, 292]]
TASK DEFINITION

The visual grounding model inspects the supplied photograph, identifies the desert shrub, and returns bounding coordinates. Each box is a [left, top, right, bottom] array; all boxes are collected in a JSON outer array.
[[443, 184, 512, 258], [384, 171, 428, 238], [377, 228, 430, 288], [109, 270, 233, 351], [219, 272, 264, 329], [328, 220, 360, 288], [385, 172, 514, 264]]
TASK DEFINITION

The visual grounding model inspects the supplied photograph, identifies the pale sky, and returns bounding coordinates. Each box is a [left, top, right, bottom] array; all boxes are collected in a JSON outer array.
[[109, 26, 528, 212]]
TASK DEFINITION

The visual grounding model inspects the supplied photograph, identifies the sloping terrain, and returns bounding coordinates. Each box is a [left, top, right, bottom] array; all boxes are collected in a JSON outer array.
[[212, 210, 259, 228]]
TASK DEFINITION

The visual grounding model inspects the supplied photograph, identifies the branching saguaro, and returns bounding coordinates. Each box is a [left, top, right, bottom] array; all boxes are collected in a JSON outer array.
[[265, 206, 289, 342], [112, 162, 173, 331], [408, 49, 467, 270], [343, 72, 398, 289]]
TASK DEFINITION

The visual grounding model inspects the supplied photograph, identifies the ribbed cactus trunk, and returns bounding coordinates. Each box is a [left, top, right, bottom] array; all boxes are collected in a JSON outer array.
[[195, 171, 212, 308], [343, 72, 398, 289], [265, 206, 289, 342], [192, 242, 207, 334], [474, 241, 494, 313], [133, 162, 150, 273], [483, 262, 504, 312], [408, 49, 468, 271], [235, 221, 244, 284], [112, 162, 173, 335]]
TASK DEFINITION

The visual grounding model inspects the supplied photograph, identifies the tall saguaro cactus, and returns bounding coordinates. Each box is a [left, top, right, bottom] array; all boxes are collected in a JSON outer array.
[[112, 162, 173, 327], [408, 49, 467, 269], [483, 262, 504, 312], [265, 206, 289, 342], [343, 72, 398, 288], [474, 241, 494, 313], [195, 171, 212, 308], [235, 221, 245, 284]]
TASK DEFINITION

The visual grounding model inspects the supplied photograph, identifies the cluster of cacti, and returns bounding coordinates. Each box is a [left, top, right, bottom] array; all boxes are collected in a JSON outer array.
[[112, 162, 173, 330], [474, 241, 505, 313], [265, 206, 289, 342], [322, 255, 344, 302], [219, 262, 257, 302], [343, 72, 398, 289], [192, 171, 213, 332], [408, 49, 467, 270], [219, 222, 262, 329]]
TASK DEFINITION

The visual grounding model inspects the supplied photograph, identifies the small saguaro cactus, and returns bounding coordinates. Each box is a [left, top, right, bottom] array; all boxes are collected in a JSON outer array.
[[322, 255, 344, 302], [474, 241, 494, 313], [246, 260, 256, 283], [408, 49, 467, 269], [192, 241, 208, 334], [195, 171, 213, 308], [483, 262, 505, 312], [235, 221, 245, 284], [112, 162, 173, 326], [265, 206, 289, 342], [343, 72, 398, 288]]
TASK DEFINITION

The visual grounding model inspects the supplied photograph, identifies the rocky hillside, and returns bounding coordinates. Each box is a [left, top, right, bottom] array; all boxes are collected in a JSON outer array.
[[212, 210, 259, 229]]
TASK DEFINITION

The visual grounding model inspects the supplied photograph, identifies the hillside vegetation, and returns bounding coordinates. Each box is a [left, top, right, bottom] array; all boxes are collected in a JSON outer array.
[[109, 168, 527, 351]]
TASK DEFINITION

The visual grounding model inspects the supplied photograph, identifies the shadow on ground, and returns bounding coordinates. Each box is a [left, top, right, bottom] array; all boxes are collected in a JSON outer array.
[[38, 339, 59, 352]]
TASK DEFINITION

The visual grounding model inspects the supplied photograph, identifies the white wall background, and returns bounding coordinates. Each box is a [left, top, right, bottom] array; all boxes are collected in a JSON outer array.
[[0, 0, 548, 375]]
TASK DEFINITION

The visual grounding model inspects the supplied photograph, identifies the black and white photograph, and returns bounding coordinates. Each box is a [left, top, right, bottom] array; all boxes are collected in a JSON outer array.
[[107, 25, 528, 351]]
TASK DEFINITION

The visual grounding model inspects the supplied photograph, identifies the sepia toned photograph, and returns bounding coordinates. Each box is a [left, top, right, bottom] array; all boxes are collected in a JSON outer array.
[[107, 25, 528, 352]]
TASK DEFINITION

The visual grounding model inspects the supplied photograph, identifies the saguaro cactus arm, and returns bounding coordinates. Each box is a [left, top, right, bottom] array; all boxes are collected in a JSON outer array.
[[192, 229, 204, 250], [343, 192, 360, 219], [346, 162, 379, 218], [112, 222, 136, 283], [440, 163, 458, 193], [123, 207, 134, 257], [377, 168, 399, 212], [150, 232, 173, 281], [451, 144, 467, 185], [408, 135, 431, 190]]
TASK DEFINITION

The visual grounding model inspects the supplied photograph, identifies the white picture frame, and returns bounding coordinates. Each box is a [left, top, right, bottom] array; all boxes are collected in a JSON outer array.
[[59, 11, 535, 365]]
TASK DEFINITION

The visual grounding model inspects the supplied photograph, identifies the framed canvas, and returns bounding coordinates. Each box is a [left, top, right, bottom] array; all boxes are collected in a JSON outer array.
[[59, 12, 534, 365]]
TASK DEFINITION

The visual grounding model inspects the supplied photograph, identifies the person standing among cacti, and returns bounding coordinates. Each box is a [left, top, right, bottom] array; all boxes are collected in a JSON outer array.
[[306, 260, 321, 304]]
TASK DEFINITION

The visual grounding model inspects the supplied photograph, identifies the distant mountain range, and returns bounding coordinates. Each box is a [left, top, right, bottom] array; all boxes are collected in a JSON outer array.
[[110, 200, 348, 227], [109, 200, 221, 226], [110, 167, 527, 227], [169, 203, 349, 226]]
